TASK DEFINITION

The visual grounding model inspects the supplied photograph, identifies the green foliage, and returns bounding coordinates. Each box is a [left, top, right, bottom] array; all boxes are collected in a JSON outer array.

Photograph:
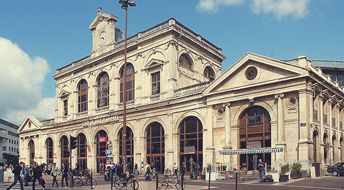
[[291, 162, 302, 174], [2, 153, 19, 165], [281, 164, 290, 175]]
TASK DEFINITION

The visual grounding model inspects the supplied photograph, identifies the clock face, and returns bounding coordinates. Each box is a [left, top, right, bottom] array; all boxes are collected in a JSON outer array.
[[99, 31, 107, 45]]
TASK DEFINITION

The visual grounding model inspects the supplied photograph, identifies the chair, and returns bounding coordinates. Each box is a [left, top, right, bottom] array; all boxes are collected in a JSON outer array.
[[239, 171, 248, 181]]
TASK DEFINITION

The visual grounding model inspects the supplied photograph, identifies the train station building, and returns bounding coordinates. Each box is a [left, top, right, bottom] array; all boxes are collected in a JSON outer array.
[[18, 8, 344, 175]]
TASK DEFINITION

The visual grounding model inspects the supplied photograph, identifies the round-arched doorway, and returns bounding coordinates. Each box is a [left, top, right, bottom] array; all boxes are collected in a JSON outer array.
[[118, 127, 134, 172], [60, 136, 69, 167], [95, 130, 108, 173], [178, 116, 203, 172], [146, 122, 165, 173], [239, 106, 271, 170]]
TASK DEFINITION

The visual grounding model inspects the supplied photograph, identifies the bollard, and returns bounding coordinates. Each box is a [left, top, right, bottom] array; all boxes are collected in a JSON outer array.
[[90, 172, 93, 189], [235, 172, 238, 190], [156, 173, 158, 190], [69, 172, 73, 188], [111, 171, 113, 190], [181, 174, 184, 190], [208, 170, 211, 190]]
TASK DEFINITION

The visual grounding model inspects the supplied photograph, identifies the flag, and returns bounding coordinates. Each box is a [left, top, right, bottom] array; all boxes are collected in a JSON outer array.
[[99, 137, 106, 143]]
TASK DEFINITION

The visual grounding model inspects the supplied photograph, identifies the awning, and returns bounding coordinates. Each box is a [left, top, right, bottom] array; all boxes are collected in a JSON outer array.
[[219, 147, 283, 155]]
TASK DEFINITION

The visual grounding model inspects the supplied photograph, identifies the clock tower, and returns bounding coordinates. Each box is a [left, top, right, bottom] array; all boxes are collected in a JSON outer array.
[[89, 7, 119, 55]]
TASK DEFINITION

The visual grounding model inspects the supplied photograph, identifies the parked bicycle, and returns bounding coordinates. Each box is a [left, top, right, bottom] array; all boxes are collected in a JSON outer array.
[[157, 174, 185, 190], [73, 172, 97, 189], [113, 173, 139, 190]]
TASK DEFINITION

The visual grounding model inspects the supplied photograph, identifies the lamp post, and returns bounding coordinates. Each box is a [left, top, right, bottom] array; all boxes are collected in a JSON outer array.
[[118, 0, 136, 176]]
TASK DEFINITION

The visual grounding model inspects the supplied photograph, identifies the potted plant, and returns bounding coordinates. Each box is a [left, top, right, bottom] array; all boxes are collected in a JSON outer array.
[[290, 162, 302, 179], [279, 164, 289, 182]]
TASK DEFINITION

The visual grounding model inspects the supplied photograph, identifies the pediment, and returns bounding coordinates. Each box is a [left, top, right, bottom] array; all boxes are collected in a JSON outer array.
[[58, 90, 70, 98], [18, 116, 42, 133], [89, 8, 118, 30], [204, 53, 308, 95], [143, 59, 164, 70]]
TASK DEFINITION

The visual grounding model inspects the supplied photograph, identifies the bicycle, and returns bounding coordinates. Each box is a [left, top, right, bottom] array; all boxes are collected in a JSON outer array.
[[113, 173, 139, 190], [73, 172, 97, 189], [157, 174, 185, 190]]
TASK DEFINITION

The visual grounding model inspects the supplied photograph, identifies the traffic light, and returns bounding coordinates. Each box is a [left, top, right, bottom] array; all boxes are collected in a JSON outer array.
[[70, 135, 77, 150]]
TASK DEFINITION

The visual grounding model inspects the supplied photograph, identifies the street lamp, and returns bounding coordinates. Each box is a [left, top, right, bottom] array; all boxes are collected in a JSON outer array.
[[118, 0, 135, 176]]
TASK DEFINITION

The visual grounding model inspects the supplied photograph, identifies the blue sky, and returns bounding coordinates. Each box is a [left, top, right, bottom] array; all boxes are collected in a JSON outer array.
[[0, 0, 343, 124]]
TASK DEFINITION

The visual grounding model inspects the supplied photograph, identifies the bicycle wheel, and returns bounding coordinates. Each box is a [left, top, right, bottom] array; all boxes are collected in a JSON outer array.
[[86, 178, 97, 189], [73, 178, 83, 188], [128, 179, 139, 190], [113, 178, 123, 190]]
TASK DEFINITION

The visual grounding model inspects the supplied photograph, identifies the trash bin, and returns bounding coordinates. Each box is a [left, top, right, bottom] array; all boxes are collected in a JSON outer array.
[[301, 170, 307, 178], [0, 169, 4, 183]]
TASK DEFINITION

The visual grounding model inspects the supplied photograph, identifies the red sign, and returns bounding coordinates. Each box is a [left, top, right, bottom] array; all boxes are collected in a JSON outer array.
[[99, 137, 106, 143], [184, 146, 195, 154], [246, 141, 262, 149]]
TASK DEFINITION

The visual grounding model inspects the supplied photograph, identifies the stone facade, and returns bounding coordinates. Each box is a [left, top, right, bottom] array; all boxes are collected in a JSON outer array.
[[19, 10, 344, 175]]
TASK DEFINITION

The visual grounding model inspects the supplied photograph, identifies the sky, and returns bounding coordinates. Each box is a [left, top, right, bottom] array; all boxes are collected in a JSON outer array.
[[0, 0, 343, 125]]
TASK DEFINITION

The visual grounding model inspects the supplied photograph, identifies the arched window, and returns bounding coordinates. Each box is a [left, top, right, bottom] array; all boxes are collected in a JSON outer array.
[[179, 116, 203, 172], [146, 122, 165, 173], [239, 106, 271, 170], [95, 130, 108, 173], [97, 72, 109, 108], [203, 66, 215, 80], [179, 54, 192, 69], [313, 131, 319, 163], [29, 140, 35, 164], [77, 133, 87, 171], [78, 80, 88, 112], [118, 127, 134, 168], [60, 136, 69, 167], [120, 63, 135, 102], [332, 135, 336, 163], [324, 133, 328, 164], [46, 138, 53, 165]]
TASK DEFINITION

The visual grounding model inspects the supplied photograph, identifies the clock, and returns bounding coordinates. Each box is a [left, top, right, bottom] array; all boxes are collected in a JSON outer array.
[[99, 31, 107, 45]]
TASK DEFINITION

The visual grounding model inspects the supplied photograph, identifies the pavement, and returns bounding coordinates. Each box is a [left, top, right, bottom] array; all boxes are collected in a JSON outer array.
[[1, 174, 344, 190]]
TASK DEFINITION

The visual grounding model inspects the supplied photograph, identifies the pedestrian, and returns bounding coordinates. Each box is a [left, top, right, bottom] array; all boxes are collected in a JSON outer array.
[[6, 162, 24, 190], [60, 163, 68, 187], [258, 159, 265, 182], [134, 163, 138, 176], [174, 163, 178, 176], [51, 163, 59, 187], [22, 162, 30, 186], [32, 161, 45, 190]]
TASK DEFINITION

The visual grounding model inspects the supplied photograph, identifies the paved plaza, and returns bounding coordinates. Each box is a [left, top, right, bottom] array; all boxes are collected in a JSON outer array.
[[1, 175, 344, 190]]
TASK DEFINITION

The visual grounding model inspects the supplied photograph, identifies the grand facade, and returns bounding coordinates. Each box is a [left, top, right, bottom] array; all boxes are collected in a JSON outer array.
[[19, 9, 344, 175]]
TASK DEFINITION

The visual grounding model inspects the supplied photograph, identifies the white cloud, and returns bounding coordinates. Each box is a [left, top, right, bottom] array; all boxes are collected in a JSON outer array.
[[0, 37, 55, 124], [196, 0, 245, 13], [250, 0, 311, 20], [196, 0, 311, 20]]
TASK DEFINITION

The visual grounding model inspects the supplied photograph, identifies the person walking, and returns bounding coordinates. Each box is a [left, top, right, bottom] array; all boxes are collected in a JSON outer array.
[[60, 163, 68, 187], [6, 162, 24, 190], [174, 163, 178, 176], [32, 161, 45, 190], [51, 163, 59, 187], [258, 159, 265, 182], [22, 162, 30, 186]]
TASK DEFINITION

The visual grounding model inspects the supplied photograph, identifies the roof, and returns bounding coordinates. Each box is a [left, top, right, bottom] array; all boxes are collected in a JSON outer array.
[[0, 118, 19, 129], [311, 60, 344, 69]]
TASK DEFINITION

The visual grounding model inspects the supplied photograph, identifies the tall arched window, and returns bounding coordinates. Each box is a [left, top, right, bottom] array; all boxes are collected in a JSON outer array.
[[78, 80, 88, 112], [203, 66, 215, 80], [179, 54, 192, 69], [179, 116, 203, 172], [97, 72, 109, 108], [77, 133, 87, 171], [60, 136, 69, 167], [120, 63, 135, 102], [46, 138, 53, 165], [313, 131, 319, 163], [29, 140, 35, 164], [146, 122, 165, 173], [95, 130, 108, 173], [239, 106, 271, 170], [118, 127, 134, 168], [332, 135, 336, 163], [324, 133, 328, 164]]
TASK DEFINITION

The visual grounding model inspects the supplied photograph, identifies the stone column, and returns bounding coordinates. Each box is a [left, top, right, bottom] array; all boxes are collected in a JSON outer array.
[[166, 41, 178, 98], [113, 77, 120, 110], [298, 89, 312, 169], [223, 103, 231, 149], [204, 105, 214, 167]]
